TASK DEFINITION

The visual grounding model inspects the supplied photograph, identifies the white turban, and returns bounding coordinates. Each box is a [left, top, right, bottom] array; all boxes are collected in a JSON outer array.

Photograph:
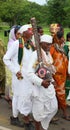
[[18, 24, 32, 34], [40, 34, 53, 44]]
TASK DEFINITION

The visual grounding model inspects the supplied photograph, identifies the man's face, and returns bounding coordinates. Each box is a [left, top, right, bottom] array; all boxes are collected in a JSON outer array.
[[40, 42, 51, 52], [23, 28, 33, 40]]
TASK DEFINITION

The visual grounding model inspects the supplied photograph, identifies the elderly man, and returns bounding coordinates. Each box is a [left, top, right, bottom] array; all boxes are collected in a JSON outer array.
[[3, 24, 35, 128], [27, 34, 58, 130]]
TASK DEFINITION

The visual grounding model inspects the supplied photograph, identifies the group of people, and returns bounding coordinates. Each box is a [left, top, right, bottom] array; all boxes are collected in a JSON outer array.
[[0, 20, 70, 130]]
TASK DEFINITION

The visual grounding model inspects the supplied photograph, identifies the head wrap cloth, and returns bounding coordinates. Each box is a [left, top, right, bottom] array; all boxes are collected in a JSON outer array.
[[9, 25, 21, 41], [18, 24, 32, 34], [40, 34, 53, 44]]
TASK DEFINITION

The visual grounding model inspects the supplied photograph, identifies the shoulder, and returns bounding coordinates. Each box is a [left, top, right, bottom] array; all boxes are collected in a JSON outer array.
[[6, 40, 19, 55], [10, 40, 19, 49]]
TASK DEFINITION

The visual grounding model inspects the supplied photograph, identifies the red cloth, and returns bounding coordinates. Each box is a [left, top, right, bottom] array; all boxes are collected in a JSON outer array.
[[50, 45, 68, 109]]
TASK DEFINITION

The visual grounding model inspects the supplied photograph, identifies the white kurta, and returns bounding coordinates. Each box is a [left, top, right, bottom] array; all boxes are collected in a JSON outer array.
[[3, 40, 33, 116], [27, 51, 58, 130]]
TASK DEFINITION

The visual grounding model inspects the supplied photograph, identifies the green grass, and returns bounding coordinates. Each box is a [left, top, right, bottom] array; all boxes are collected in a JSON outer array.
[[43, 27, 70, 38], [64, 28, 70, 38], [0, 26, 70, 50]]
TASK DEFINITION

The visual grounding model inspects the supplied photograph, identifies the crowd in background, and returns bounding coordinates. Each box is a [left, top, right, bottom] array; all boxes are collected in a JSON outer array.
[[0, 20, 70, 130]]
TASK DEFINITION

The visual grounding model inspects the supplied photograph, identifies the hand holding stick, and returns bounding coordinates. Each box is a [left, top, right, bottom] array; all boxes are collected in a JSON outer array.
[[16, 64, 23, 80]]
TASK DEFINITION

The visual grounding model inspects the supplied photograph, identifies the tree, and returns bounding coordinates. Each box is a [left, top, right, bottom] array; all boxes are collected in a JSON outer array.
[[47, 0, 66, 25], [0, 0, 28, 26], [0, 0, 46, 26], [64, 0, 70, 27], [0, 0, 69, 27]]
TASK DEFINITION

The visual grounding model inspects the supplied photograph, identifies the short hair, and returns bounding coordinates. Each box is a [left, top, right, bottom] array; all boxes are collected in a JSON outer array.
[[37, 26, 43, 32], [57, 31, 64, 39]]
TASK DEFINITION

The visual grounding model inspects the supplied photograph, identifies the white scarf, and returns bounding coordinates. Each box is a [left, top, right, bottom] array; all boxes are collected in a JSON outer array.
[[41, 49, 56, 74]]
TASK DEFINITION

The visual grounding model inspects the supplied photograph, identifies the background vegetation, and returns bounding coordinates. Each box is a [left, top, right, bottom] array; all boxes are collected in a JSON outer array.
[[0, 0, 70, 26], [0, 0, 70, 48]]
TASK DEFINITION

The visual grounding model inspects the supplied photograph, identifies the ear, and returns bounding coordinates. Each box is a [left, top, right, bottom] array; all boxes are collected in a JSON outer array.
[[23, 31, 26, 37]]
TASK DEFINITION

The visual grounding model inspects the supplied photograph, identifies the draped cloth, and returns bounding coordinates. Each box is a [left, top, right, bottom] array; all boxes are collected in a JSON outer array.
[[27, 50, 58, 130], [18, 38, 24, 65], [50, 45, 68, 109], [64, 45, 70, 99], [68, 49, 70, 74]]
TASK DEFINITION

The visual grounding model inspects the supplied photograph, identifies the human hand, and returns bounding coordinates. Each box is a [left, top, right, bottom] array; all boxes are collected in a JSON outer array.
[[41, 80, 50, 88], [16, 71, 23, 80], [52, 81, 57, 88]]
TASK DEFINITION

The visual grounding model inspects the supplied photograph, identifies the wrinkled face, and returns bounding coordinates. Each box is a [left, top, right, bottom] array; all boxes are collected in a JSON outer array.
[[40, 42, 52, 52], [23, 28, 33, 41]]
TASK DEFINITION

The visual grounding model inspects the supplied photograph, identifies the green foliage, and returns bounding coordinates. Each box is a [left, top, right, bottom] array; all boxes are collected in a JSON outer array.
[[46, 0, 70, 27], [64, 0, 70, 27], [0, 0, 70, 27], [0, 26, 70, 50], [0, 0, 70, 51], [0, 0, 28, 26], [47, 0, 66, 25], [0, 0, 48, 26]]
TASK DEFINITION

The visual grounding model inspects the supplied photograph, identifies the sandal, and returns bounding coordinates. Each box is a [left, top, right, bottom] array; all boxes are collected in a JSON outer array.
[[24, 122, 35, 130], [62, 116, 70, 121], [51, 117, 59, 121], [50, 117, 59, 124]]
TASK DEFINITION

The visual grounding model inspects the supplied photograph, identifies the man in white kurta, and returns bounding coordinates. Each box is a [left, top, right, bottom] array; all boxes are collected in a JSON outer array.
[[3, 24, 35, 127], [27, 34, 58, 130]]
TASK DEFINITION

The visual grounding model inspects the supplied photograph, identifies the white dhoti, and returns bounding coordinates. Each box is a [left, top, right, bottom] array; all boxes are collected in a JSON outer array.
[[32, 96, 58, 130], [12, 76, 33, 117], [12, 94, 32, 117], [17, 93, 33, 116]]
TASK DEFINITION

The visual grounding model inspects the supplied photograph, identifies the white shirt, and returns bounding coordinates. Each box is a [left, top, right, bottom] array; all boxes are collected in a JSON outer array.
[[27, 50, 56, 102], [3, 40, 33, 96]]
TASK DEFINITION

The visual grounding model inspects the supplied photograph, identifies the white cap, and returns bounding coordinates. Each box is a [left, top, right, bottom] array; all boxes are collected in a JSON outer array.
[[40, 34, 53, 44], [18, 24, 32, 34]]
